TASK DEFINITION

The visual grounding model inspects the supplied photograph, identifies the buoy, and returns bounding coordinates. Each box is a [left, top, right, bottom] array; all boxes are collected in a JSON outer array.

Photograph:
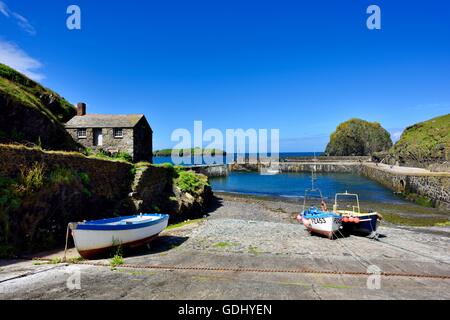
[[348, 217, 354, 223], [354, 217, 360, 223], [296, 214, 303, 222], [343, 217, 349, 223]]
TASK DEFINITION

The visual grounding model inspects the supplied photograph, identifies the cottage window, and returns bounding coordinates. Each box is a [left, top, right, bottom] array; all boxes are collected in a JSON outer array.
[[77, 128, 87, 138], [113, 128, 123, 138]]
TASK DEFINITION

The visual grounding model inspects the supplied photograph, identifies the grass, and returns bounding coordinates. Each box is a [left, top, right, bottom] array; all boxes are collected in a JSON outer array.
[[165, 218, 206, 231], [434, 221, 450, 227], [391, 113, 450, 164], [49, 168, 77, 185], [0, 64, 76, 122], [110, 239, 124, 269], [91, 149, 133, 163], [110, 254, 124, 269], [213, 241, 240, 248], [18, 162, 45, 195], [248, 245, 261, 255]]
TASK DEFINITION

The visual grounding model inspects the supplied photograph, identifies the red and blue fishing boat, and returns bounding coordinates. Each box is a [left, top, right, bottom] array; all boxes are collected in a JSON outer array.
[[333, 191, 382, 237]]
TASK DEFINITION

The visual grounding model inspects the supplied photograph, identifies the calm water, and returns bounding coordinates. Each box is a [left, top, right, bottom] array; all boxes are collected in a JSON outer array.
[[210, 172, 406, 204]]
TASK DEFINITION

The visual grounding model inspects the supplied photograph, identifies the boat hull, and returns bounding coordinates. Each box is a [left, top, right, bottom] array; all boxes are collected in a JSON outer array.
[[340, 212, 379, 235], [302, 211, 341, 239], [71, 214, 169, 259]]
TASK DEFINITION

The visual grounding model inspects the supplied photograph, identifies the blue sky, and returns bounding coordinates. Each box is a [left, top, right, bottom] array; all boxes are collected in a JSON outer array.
[[0, 0, 449, 151]]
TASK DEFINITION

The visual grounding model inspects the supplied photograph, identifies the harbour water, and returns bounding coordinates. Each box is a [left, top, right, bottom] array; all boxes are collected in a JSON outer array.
[[153, 155, 408, 204], [209, 171, 406, 203]]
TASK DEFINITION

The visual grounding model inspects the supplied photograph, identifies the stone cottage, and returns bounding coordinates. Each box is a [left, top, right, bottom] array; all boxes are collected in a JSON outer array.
[[65, 103, 153, 162]]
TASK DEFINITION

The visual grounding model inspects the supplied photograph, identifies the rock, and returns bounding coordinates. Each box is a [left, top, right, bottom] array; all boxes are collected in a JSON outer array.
[[325, 118, 392, 156]]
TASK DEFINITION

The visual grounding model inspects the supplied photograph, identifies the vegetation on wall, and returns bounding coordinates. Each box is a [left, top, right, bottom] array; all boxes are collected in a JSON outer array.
[[325, 118, 393, 156], [0, 162, 92, 258], [89, 148, 133, 163]]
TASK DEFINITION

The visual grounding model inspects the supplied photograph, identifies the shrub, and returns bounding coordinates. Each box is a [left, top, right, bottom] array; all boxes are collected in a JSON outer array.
[[175, 170, 209, 195], [18, 162, 45, 195]]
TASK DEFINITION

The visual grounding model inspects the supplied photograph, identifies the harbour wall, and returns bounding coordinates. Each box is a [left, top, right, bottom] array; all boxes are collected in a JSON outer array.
[[190, 164, 229, 177], [360, 164, 450, 211], [226, 161, 450, 211]]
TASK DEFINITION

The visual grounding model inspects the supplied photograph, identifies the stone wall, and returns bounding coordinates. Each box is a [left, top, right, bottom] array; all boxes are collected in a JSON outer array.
[[191, 164, 228, 177], [229, 162, 360, 173], [0, 144, 134, 256], [0, 144, 133, 200], [67, 127, 135, 157], [360, 165, 450, 211]]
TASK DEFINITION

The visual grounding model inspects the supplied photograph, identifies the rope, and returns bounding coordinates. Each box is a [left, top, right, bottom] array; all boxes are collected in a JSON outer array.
[[63, 224, 70, 263]]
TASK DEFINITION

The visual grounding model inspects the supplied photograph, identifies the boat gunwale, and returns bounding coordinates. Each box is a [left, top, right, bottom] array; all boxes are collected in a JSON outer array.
[[73, 214, 169, 231]]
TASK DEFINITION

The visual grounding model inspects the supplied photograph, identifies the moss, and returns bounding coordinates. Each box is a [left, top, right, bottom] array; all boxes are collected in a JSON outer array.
[[435, 221, 450, 227], [213, 241, 239, 248], [401, 192, 434, 208], [382, 212, 448, 227], [248, 245, 261, 255]]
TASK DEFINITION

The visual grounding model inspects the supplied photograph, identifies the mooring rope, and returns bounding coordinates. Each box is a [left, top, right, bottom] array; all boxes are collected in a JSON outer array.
[[63, 224, 70, 263]]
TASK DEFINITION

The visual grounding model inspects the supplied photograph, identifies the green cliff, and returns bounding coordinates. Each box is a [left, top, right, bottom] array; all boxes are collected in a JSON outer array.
[[0, 63, 79, 150], [325, 118, 392, 156], [390, 114, 450, 167]]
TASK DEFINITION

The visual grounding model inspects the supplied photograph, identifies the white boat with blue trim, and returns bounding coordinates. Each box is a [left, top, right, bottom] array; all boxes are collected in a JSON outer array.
[[296, 171, 342, 239], [69, 213, 169, 259]]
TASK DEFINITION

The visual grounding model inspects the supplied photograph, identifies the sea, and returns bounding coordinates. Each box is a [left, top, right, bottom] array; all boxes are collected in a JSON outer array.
[[153, 153, 407, 204]]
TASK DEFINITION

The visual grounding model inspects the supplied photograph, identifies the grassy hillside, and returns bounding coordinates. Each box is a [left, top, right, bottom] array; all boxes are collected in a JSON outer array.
[[325, 118, 393, 156], [0, 64, 79, 150], [0, 64, 75, 122], [390, 114, 450, 166]]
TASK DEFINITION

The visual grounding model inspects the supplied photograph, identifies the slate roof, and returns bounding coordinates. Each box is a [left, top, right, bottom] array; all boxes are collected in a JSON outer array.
[[65, 114, 146, 128]]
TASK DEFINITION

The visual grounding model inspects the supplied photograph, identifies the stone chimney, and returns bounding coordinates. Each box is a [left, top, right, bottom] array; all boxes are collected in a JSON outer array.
[[76, 102, 86, 116]]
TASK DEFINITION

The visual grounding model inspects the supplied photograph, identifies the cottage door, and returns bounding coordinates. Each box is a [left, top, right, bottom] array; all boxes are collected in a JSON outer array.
[[93, 129, 103, 146]]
